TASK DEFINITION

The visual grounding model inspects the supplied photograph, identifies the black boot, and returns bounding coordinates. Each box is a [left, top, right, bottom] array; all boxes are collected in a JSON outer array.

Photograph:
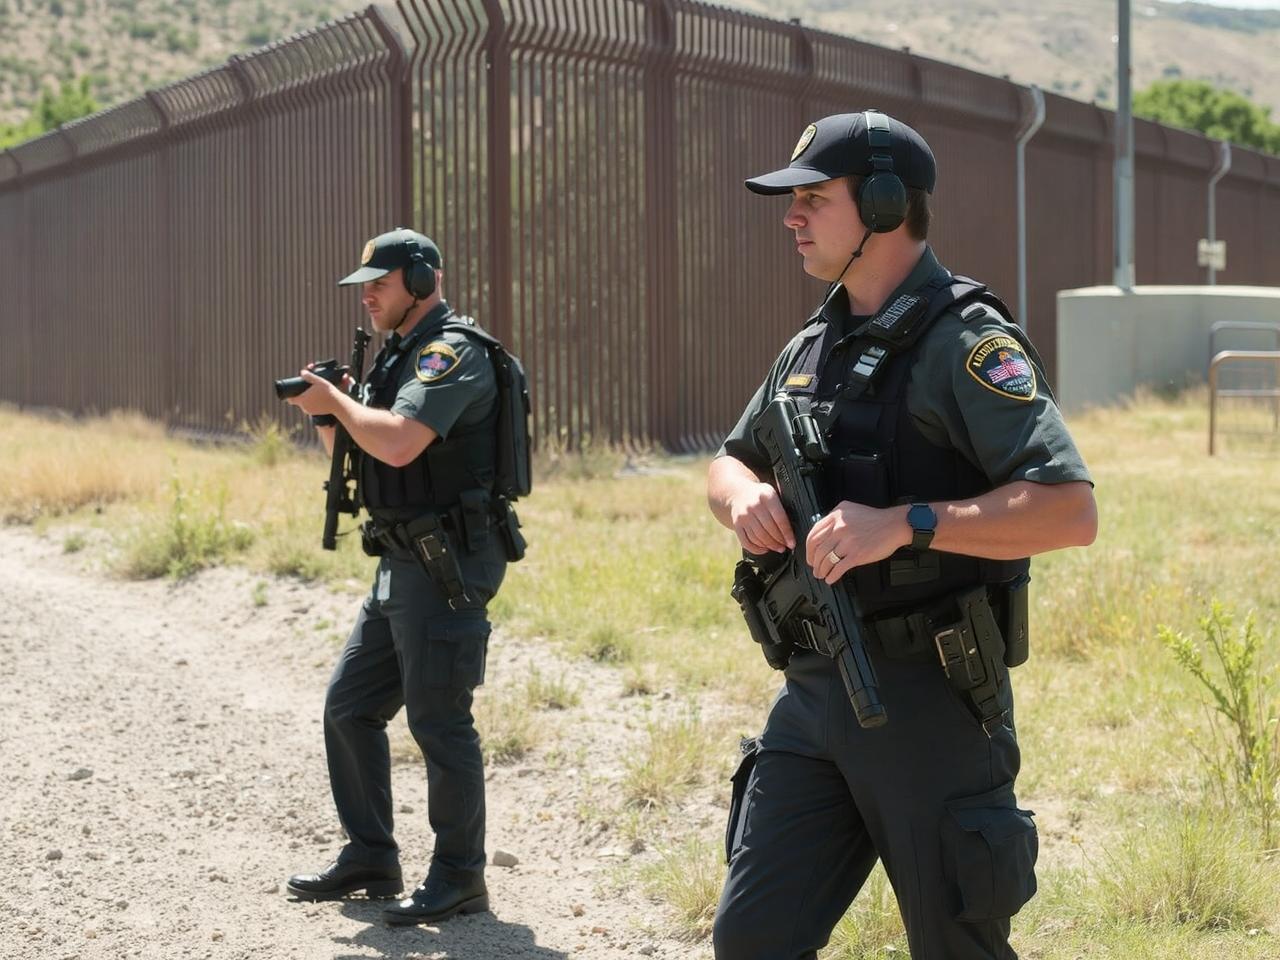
[[381, 873, 490, 925], [286, 860, 403, 901]]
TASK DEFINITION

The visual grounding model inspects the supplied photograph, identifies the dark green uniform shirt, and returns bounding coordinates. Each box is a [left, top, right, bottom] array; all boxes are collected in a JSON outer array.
[[381, 303, 498, 438], [717, 247, 1092, 490]]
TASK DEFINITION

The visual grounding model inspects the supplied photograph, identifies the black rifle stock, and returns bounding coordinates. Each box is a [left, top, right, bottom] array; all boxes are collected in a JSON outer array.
[[321, 327, 372, 550], [746, 392, 887, 728]]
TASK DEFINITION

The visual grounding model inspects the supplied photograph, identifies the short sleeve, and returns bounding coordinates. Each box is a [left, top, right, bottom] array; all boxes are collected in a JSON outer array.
[[715, 375, 773, 471], [390, 332, 497, 440], [906, 309, 1093, 487]]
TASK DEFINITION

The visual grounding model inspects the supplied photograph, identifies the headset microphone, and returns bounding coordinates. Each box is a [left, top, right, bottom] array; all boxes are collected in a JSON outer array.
[[823, 227, 874, 302]]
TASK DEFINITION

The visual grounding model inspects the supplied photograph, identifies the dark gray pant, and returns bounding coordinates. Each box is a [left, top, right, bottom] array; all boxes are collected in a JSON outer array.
[[323, 542, 505, 882], [714, 649, 1035, 960]]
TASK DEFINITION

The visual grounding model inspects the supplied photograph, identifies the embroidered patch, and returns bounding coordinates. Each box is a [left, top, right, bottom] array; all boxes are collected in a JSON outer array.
[[360, 239, 376, 265], [416, 341, 460, 383], [784, 374, 813, 388], [791, 123, 817, 161], [966, 335, 1037, 401]]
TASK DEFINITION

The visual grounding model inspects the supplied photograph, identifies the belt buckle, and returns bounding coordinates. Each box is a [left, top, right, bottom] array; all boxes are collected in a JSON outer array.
[[933, 627, 957, 677]]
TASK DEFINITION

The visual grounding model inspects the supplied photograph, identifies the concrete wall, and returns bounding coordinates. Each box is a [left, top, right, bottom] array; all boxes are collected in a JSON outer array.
[[1054, 286, 1280, 413]]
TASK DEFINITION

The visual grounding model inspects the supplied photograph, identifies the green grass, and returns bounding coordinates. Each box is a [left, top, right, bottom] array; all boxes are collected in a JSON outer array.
[[4, 391, 1280, 955]]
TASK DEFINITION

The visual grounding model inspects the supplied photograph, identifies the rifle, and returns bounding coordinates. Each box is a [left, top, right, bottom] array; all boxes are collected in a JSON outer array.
[[732, 392, 887, 729], [321, 327, 372, 550]]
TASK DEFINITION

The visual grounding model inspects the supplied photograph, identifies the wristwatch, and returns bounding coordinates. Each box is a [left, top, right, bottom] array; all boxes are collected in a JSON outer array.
[[906, 502, 937, 551]]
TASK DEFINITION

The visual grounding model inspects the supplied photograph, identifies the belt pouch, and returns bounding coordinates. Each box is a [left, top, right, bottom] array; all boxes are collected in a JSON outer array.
[[458, 488, 492, 553]]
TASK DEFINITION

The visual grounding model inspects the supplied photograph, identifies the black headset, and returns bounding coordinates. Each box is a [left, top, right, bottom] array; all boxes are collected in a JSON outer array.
[[400, 228, 437, 301], [856, 110, 908, 234]]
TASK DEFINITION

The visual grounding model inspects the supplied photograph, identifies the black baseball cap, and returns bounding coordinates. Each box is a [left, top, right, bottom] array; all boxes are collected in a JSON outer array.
[[337, 228, 443, 286], [745, 111, 936, 196]]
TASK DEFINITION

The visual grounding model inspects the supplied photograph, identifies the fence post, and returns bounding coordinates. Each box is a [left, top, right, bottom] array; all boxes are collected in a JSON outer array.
[[644, 0, 677, 449], [366, 5, 414, 227], [145, 90, 176, 421], [480, 0, 514, 346]]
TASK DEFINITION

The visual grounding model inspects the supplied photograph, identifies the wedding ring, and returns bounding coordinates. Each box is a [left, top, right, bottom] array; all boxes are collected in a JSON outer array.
[[825, 549, 842, 566]]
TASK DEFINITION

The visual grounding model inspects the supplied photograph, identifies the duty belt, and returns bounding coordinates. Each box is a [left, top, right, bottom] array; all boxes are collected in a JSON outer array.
[[362, 513, 471, 608], [861, 586, 1012, 737]]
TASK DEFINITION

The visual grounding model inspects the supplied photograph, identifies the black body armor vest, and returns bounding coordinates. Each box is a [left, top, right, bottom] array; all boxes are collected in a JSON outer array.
[[357, 310, 499, 521], [782, 273, 1031, 618]]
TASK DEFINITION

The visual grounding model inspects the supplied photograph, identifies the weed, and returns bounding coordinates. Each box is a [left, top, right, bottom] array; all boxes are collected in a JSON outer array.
[[62, 531, 86, 554], [1160, 603, 1280, 845], [1093, 806, 1274, 931], [251, 581, 268, 607], [622, 709, 714, 809], [821, 866, 908, 959], [637, 834, 724, 940], [118, 476, 253, 579], [524, 667, 581, 710], [475, 688, 541, 764]]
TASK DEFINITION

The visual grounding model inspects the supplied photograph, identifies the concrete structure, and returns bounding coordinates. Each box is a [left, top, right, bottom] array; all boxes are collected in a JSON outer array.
[[1054, 286, 1280, 413]]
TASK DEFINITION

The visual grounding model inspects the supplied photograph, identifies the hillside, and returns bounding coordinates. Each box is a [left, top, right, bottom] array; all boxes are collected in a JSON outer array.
[[1, 0, 1278, 131]]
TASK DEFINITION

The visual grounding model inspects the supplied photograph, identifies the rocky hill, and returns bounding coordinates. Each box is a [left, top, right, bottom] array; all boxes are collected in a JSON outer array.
[[1, 0, 1278, 130]]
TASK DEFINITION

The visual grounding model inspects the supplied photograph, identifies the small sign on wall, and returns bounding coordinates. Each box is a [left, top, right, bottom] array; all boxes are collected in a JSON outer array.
[[1197, 239, 1226, 271]]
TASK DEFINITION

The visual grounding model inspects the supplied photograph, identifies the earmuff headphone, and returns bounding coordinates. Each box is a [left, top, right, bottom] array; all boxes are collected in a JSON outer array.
[[400, 229, 437, 301], [856, 110, 908, 234]]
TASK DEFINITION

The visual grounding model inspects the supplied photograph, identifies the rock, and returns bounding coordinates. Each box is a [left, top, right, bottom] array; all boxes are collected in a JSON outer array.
[[571, 903, 585, 917], [638, 946, 656, 956], [45, 850, 63, 861], [491, 849, 519, 868], [211, 931, 224, 942], [115, 900, 128, 910], [591, 926, 608, 935], [68, 768, 93, 781], [81, 825, 91, 836], [262, 882, 279, 894], [399, 804, 415, 814]]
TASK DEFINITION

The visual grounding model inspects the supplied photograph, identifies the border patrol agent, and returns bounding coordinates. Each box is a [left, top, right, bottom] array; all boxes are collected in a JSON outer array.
[[285, 228, 515, 925], [706, 114, 1098, 959]]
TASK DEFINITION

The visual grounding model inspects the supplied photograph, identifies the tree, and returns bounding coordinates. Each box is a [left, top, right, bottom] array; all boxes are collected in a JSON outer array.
[[1133, 79, 1280, 155], [0, 76, 99, 149]]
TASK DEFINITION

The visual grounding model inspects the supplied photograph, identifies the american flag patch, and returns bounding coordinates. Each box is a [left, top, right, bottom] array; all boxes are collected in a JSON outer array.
[[416, 341, 461, 383], [965, 334, 1037, 401]]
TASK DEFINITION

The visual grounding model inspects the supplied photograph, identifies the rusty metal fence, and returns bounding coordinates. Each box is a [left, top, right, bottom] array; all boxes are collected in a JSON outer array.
[[2, 0, 1279, 451]]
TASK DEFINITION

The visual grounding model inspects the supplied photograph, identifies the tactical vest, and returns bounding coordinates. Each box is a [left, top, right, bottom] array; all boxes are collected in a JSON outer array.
[[357, 310, 499, 520], [782, 272, 1032, 618]]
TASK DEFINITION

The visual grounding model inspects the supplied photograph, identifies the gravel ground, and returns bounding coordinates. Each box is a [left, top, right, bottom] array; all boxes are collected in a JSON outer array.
[[0, 526, 719, 960]]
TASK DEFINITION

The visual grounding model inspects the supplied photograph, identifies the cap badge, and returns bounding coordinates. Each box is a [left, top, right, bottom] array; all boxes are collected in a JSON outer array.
[[360, 240, 376, 265], [791, 124, 817, 161]]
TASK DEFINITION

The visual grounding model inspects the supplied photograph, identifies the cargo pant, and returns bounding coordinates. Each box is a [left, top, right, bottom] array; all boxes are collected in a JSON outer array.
[[322, 538, 507, 884], [713, 647, 1036, 960]]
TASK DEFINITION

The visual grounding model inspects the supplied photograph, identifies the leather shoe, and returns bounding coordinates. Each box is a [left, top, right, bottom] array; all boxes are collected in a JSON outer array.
[[381, 874, 490, 925], [286, 860, 403, 901]]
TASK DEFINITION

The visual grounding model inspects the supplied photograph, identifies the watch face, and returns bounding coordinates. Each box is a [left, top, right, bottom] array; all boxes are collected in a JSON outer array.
[[908, 503, 937, 530]]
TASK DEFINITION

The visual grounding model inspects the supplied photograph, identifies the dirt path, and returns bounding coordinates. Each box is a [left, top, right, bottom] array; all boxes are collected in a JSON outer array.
[[0, 527, 712, 960]]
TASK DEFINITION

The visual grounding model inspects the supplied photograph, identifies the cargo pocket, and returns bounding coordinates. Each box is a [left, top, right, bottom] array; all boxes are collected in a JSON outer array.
[[424, 613, 491, 689], [941, 782, 1037, 921], [724, 738, 761, 864]]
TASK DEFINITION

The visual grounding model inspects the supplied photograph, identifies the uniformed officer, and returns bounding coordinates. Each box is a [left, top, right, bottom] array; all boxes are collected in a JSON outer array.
[[707, 113, 1098, 959], [284, 228, 507, 925]]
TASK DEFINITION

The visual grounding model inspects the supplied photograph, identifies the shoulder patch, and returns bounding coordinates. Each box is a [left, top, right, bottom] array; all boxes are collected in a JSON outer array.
[[965, 335, 1037, 402], [784, 374, 813, 388], [415, 340, 461, 383]]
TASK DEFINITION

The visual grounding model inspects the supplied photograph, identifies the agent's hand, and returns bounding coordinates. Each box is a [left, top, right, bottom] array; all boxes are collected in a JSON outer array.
[[806, 501, 910, 584], [284, 365, 344, 416], [729, 482, 796, 555]]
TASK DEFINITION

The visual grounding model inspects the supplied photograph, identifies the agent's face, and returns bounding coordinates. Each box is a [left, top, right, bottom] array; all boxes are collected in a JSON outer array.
[[783, 178, 864, 283], [360, 272, 415, 332]]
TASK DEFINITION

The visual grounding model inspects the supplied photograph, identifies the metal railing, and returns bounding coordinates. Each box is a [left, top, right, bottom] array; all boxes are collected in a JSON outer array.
[[1208, 320, 1280, 373], [2, 0, 1279, 451], [1208, 350, 1280, 455]]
